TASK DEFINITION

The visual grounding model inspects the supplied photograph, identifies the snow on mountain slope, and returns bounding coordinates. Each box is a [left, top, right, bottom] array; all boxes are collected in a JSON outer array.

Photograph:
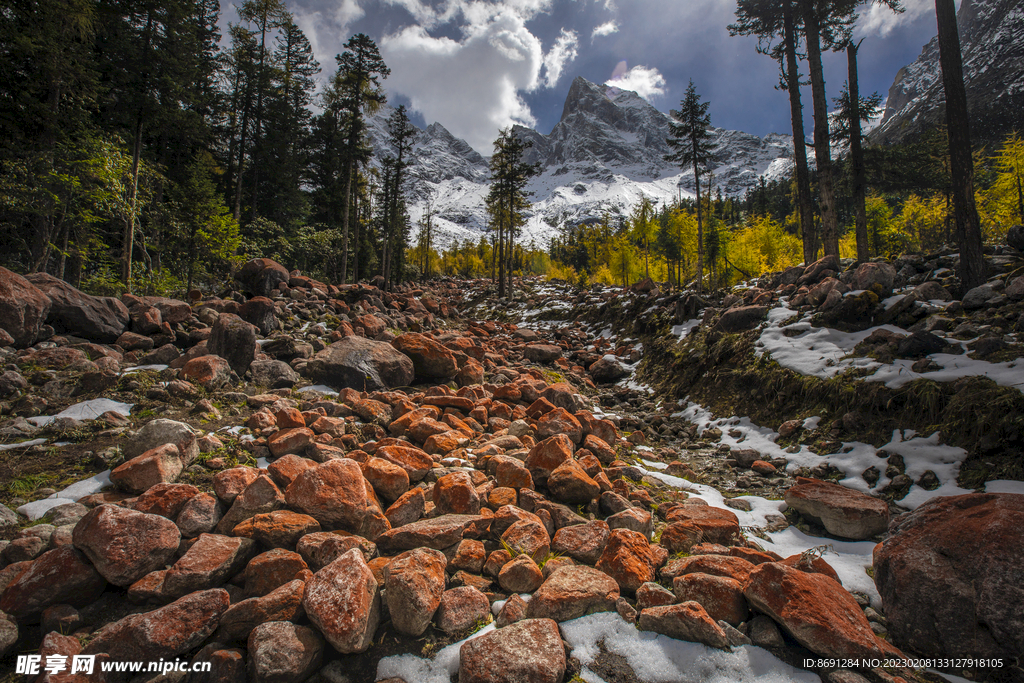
[[870, 0, 1024, 146], [367, 76, 795, 249]]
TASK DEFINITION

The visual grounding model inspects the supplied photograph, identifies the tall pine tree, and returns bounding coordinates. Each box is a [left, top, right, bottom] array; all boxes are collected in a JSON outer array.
[[666, 80, 713, 293]]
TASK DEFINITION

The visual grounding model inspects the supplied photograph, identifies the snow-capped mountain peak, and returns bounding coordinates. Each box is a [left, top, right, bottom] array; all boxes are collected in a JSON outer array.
[[367, 76, 796, 248]]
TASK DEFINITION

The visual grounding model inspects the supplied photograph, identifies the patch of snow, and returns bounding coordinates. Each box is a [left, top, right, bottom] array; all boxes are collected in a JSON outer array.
[[28, 398, 134, 427], [0, 438, 46, 452], [376, 622, 496, 683], [561, 612, 820, 683], [865, 355, 1024, 392], [673, 401, 972, 506], [672, 319, 701, 340], [18, 498, 76, 521], [983, 480, 1024, 495], [298, 385, 339, 396], [120, 364, 168, 375], [52, 469, 112, 502]]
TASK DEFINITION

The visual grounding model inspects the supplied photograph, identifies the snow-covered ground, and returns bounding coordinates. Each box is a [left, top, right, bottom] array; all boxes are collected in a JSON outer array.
[[757, 297, 1024, 392]]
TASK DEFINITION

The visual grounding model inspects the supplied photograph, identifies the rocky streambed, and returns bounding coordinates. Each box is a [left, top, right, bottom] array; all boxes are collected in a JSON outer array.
[[0, 256, 1021, 683]]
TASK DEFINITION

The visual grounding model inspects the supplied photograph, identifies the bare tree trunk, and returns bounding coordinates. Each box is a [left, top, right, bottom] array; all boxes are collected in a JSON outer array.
[[122, 116, 144, 290], [935, 0, 984, 291], [848, 40, 869, 263], [341, 159, 353, 283], [783, 3, 817, 264], [802, 0, 840, 258]]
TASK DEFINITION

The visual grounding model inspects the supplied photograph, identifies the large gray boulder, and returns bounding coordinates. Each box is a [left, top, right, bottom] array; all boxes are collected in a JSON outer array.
[[208, 312, 257, 376], [305, 336, 414, 391], [873, 492, 1024, 661], [26, 272, 128, 343], [0, 267, 50, 347]]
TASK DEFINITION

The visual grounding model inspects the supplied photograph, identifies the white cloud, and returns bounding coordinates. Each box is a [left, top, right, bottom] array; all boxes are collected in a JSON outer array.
[[604, 62, 666, 101], [591, 20, 619, 40], [381, 8, 547, 153], [856, 0, 933, 37], [543, 29, 579, 86]]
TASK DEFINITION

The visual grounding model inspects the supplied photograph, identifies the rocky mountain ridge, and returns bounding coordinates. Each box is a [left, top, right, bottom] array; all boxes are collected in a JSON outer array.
[[870, 0, 1024, 146], [366, 77, 796, 249]]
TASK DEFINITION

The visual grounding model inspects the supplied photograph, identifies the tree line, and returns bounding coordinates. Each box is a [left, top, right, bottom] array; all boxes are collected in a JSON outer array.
[[0, 0, 418, 295], [727, 0, 988, 292]]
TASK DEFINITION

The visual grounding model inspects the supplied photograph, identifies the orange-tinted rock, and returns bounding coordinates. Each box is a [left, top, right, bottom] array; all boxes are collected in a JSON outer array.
[[392, 332, 459, 379], [638, 601, 730, 649], [449, 538, 486, 575], [501, 519, 550, 564], [636, 581, 676, 610], [132, 483, 200, 519], [595, 528, 655, 596], [458, 618, 565, 683], [665, 505, 741, 546], [785, 477, 889, 540], [361, 457, 410, 503], [744, 561, 901, 659], [110, 444, 183, 493], [353, 398, 392, 426], [421, 395, 474, 411], [872, 492, 1024, 660], [547, 458, 600, 505], [0, 547, 105, 622], [310, 415, 347, 438], [526, 565, 619, 621], [384, 548, 447, 636], [284, 459, 368, 531], [524, 434, 574, 486], [232, 510, 321, 548], [408, 416, 450, 443], [180, 354, 232, 390], [218, 577, 305, 643], [376, 514, 483, 554], [424, 430, 469, 455], [268, 427, 315, 458], [84, 589, 229, 662], [456, 359, 484, 387], [303, 548, 380, 654], [274, 408, 306, 429], [244, 549, 309, 597], [660, 554, 756, 584], [435, 585, 491, 634], [295, 531, 375, 571], [376, 444, 434, 482], [582, 434, 616, 464], [163, 533, 256, 598], [213, 466, 260, 505], [660, 520, 703, 555], [498, 554, 544, 593], [267, 454, 316, 489], [779, 553, 843, 584], [72, 504, 180, 587], [389, 407, 440, 437], [551, 520, 610, 565], [384, 487, 425, 528], [487, 486, 518, 509], [433, 471, 481, 515], [536, 407, 583, 444], [673, 572, 749, 625], [214, 474, 285, 534]]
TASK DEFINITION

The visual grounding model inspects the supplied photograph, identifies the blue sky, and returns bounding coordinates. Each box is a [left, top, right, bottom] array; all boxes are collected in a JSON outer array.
[[222, 0, 948, 153]]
